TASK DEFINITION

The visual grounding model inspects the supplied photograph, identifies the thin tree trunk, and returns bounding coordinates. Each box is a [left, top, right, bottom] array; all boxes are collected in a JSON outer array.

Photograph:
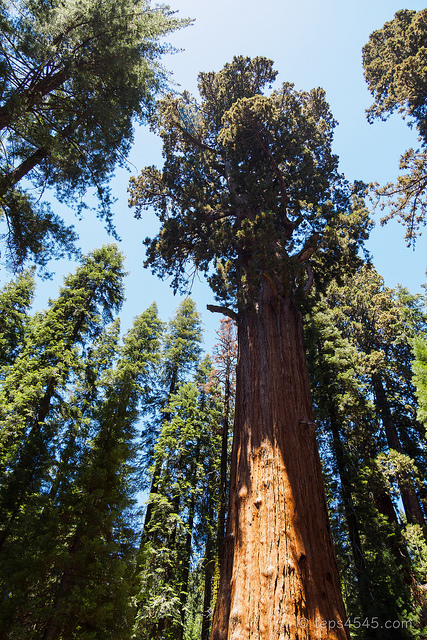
[[202, 477, 216, 640], [328, 406, 372, 614], [211, 285, 348, 640], [210, 359, 232, 619], [372, 374, 426, 529], [219, 367, 231, 555], [178, 486, 195, 640]]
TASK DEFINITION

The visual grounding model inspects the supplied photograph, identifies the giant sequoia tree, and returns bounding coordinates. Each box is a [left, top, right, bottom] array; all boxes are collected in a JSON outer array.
[[129, 56, 361, 639]]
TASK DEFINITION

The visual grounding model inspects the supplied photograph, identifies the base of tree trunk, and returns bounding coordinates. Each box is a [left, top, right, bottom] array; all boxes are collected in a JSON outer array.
[[211, 285, 349, 640]]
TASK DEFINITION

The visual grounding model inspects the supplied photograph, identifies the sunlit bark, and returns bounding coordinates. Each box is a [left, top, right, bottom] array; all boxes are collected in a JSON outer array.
[[211, 283, 349, 640]]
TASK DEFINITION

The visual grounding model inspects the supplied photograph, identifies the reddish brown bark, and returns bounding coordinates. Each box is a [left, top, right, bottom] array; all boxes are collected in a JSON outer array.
[[210, 284, 349, 640]]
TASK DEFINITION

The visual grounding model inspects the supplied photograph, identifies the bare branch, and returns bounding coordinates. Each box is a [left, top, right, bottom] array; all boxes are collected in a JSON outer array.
[[207, 304, 238, 322], [303, 263, 314, 297]]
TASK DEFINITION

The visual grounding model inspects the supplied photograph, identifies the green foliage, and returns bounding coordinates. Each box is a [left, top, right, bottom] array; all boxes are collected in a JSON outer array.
[[413, 335, 427, 427], [403, 523, 427, 585], [162, 298, 203, 394], [134, 352, 223, 640], [0, 245, 140, 639], [0, 189, 79, 274], [183, 563, 205, 640], [128, 55, 359, 308], [0, 0, 189, 270], [0, 268, 35, 368], [305, 264, 427, 637], [363, 9, 427, 244], [363, 9, 427, 138]]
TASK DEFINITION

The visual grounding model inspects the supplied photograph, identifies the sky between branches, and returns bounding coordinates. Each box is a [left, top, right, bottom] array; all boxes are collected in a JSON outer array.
[[6, 0, 427, 354]]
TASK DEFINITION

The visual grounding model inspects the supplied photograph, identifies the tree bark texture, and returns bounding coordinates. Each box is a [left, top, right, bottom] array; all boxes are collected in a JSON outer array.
[[210, 284, 349, 640]]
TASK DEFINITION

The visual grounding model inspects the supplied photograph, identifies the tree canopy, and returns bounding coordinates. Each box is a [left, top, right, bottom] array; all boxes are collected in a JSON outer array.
[[0, 0, 189, 271], [128, 55, 359, 309], [363, 9, 427, 244]]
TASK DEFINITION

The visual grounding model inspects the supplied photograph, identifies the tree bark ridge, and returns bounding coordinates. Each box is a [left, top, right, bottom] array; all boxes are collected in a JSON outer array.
[[211, 284, 349, 640]]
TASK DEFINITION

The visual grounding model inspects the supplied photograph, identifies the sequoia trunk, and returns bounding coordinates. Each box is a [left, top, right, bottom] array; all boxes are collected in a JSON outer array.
[[210, 284, 349, 640]]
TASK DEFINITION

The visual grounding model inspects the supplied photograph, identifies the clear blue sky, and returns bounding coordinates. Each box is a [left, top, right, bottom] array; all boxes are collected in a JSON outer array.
[[7, 0, 427, 354]]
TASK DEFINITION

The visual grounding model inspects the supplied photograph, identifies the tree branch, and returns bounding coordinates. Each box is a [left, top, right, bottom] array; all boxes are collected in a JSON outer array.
[[250, 124, 296, 236], [303, 263, 314, 297], [206, 304, 238, 322], [0, 148, 48, 197]]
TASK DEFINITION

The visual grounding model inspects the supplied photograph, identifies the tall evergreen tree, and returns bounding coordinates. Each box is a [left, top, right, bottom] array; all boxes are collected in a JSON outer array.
[[134, 356, 222, 640], [363, 9, 427, 244], [325, 265, 427, 532], [38, 303, 163, 640], [0, 293, 163, 639], [135, 298, 204, 638], [140, 297, 203, 535], [0, 245, 126, 636], [128, 55, 367, 639], [0, 268, 35, 369], [305, 292, 419, 638], [0, 0, 189, 269]]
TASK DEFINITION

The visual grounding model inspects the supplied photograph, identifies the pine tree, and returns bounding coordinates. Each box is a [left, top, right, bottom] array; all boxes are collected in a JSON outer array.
[[0, 296, 163, 639], [305, 293, 419, 638], [0, 269, 35, 369], [141, 297, 203, 536], [325, 265, 427, 532], [135, 298, 204, 638], [38, 303, 163, 640], [134, 357, 222, 640]]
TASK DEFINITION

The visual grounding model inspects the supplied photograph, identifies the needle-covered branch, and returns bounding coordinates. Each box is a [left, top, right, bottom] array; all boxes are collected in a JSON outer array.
[[0, 0, 190, 270], [363, 9, 427, 244]]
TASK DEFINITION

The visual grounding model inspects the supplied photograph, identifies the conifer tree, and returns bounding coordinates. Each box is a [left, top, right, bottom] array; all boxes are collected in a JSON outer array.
[[141, 297, 203, 537], [134, 356, 222, 640], [0, 296, 163, 639], [38, 303, 163, 640], [363, 9, 427, 244], [413, 335, 427, 427], [305, 293, 419, 638], [135, 298, 203, 637], [0, 0, 189, 269], [325, 265, 427, 532], [0, 269, 35, 369], [128, 55, 366, 639], [0, 245, 126, 636]]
